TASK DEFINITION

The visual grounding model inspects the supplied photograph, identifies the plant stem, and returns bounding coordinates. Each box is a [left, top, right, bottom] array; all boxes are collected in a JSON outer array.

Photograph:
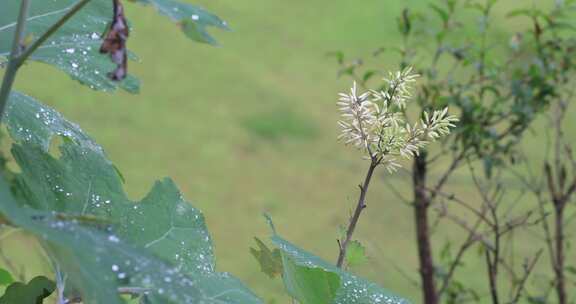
[[16, 0, 93, 68], [485, 249, 500, 304], [412, 152, 438, 304], [0, 0, 31, 123], [437, 214, 484, 299], [336, 158, 379, 268], [554, 205, 566, 304]]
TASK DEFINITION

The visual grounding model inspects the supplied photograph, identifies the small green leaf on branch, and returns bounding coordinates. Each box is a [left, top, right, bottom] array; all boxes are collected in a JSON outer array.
[[250, 237, 283, 279]]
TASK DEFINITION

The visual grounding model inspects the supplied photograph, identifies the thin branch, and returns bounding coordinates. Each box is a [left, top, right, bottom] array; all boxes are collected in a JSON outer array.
[[426, 187, 493, 226], [536, 192, 558, 270], [431, 203, 495, 250], [498, 211, 539, 237], [429, 151, 466, 201], [486, 248, 500, 304], [510, 249, 544, 304], [336, 157, 380, 268], [0, 0, 31, 122], [16, 0, 94, 68], [438, 212, 486, 298], [0, 0, 94, 123]]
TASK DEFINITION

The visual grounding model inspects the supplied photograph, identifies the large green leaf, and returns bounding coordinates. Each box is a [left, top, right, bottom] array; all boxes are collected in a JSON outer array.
[[267, 218, 411, 304], [0, 91, 262, 304], [0, 184, 260, 304], [0, 0, 227, 92]]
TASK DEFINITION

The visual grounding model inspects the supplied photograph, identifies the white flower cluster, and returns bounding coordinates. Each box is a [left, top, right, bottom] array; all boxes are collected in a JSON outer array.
[[337, 68, 458, 172]]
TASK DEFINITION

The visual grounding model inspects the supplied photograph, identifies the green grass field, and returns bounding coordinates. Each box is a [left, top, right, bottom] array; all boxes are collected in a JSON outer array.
[[3, 0, 576, 302]]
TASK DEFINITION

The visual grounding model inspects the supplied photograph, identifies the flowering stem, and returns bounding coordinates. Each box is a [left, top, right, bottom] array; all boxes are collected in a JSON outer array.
[[336, 157, 380, 268]]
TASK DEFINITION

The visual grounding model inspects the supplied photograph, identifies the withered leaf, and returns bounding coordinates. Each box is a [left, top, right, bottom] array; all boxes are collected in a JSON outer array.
[[100, 0, 129, 81]]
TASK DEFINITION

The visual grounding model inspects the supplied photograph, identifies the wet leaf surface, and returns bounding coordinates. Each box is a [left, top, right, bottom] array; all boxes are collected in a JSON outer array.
[[0, 0, 227, 92], [0, 92, 262, 304]]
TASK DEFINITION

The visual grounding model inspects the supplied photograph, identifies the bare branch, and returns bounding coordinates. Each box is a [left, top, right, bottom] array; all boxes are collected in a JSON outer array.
[[510, 249, 544, 304]]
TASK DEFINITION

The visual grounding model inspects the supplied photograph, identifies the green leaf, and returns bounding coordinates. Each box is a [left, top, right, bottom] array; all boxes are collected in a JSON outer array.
[[0, 92, 262, 304], [0, 0, 139, 93], [281, 256, 340, 304], [0, 0, 227, 92], [0, 269, 13, 286], [0, 276, 55, 304], [250, 237, 283, 279], [266, 217, 410, 304], [345, 240, 368, 268], [133, 0, 229, 45]]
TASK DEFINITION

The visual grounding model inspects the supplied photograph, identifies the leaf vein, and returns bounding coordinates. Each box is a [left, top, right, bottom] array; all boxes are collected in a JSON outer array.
[[0, 5, 74, 33]]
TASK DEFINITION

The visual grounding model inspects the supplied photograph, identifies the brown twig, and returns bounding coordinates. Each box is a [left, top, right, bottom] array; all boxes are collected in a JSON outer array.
[[437, 210, 486, 298], [510, 249, 544, 304], [427, 187, 493, 226], [336, 157, 380, 268]]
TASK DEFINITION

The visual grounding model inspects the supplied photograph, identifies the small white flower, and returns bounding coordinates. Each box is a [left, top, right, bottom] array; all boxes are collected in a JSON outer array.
[[337, 67, 458, 172]]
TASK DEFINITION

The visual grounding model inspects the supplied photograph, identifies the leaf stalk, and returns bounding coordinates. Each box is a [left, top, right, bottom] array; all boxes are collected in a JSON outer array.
[[17, 0, 94, 68], [0, 0, 31, 123]]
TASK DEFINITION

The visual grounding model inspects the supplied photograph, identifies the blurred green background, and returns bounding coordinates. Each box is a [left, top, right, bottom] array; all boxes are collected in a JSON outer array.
[[5, 0, 575, 302]]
